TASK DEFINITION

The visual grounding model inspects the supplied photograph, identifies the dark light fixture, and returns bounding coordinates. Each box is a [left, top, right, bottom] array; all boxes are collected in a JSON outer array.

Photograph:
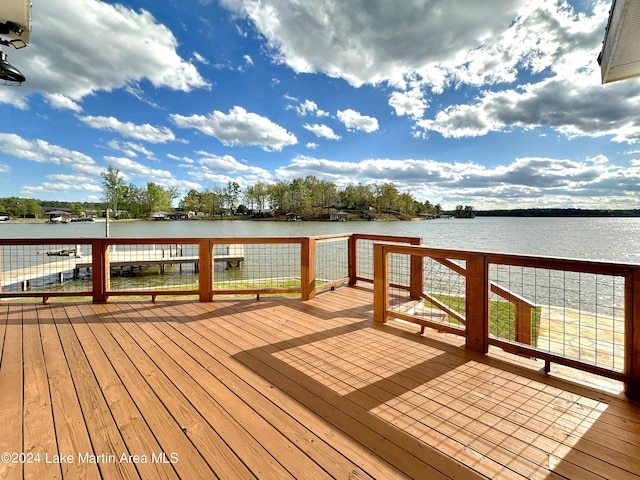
[[0, 1, 31, 86], [0, 17, 30, 85], [0, 49, 25, 85]]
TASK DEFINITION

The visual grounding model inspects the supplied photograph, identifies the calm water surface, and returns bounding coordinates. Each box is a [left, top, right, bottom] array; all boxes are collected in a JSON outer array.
[[2, 216, 640, 263]]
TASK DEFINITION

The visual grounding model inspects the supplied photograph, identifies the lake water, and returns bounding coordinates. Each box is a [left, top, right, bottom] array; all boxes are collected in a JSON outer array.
[[2, 216, 640, 263]]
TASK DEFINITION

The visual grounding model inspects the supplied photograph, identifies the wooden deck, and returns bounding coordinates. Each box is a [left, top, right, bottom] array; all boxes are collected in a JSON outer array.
[[1, 286, 639, 480]]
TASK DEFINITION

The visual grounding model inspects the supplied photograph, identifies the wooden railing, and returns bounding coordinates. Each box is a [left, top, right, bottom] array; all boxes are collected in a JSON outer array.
[[372, 243, 640, 399], [0, 234, 421, 303]]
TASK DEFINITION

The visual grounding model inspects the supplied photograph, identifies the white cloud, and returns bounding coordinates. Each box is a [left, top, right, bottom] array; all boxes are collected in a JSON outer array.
[[196, 151, 271, 176], [293, 99, 329, 117], [303, 123, 341, 140], [105, 156, 174, 180], [220, 0, 632, 145], [45, 94, 83, 113], [220, 0, 526, 87], [7, 0, 208, 107], [389, 86, 427, 119], [184, 151, 273, 186], [79, 116, 177, 144], [415, 75, 640, 143], [107, 140, 156, 159], [171, 106, 297, 151], [20, 174, 102, 196], [193, 52, 209, 64], [275, 154, 640, 209], [0, 133, 100, 176], [237, 55, 254, 72], [337, 109, 379, 133]]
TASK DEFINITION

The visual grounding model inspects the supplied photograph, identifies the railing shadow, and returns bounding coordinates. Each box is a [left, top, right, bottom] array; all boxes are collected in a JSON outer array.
[[229, 309, 482, 479]]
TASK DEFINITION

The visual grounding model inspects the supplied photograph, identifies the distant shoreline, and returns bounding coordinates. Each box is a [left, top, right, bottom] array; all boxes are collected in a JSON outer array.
[[476, 208, 640, 217], [4, 208, 640, 223]]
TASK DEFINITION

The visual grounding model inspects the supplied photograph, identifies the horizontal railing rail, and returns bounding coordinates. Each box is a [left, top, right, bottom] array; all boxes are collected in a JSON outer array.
[[372, 243, 640, 399]]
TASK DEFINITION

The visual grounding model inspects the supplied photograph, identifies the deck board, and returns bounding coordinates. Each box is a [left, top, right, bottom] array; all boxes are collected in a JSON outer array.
[[37, 304, 101, 479], [66, 304, 179, 480], [1, 286, 640, 479], [145, 302, 397, 480], [22, 305, 60, 480], [0, 304, 24, 480]]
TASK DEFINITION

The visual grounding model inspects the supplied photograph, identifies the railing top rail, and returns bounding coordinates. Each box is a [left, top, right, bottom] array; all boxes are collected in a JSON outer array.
[[376, 243, 640, 275], [352, 233, 422, 244], [0, 236, 310, 246], [0, 238, 99, 246], [311, 233, 352, 241]]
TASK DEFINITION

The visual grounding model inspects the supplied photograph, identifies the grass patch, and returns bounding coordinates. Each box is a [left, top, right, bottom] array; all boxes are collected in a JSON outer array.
[[424, 293, 541, 345]]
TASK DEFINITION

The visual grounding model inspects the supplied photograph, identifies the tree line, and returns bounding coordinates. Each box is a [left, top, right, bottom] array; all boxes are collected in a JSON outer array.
[[177, 176, 452, 219], [1, 167, 475, 220], [103, 168, 455, 219]]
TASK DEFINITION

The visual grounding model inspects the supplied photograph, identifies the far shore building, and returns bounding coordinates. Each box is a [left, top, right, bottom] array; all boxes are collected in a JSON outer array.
[[329, 211, 349, 221]]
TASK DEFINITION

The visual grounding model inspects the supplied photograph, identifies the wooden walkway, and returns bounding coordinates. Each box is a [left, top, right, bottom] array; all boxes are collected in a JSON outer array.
[[1, 286, 639, 479]]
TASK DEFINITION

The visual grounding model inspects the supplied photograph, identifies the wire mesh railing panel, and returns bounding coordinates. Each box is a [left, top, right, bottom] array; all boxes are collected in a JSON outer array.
[[107, 242, 200, 293], [212, 242, 301, 295], [488, 263, 626, 372], [386, 251, 413, 312], [420, 257, 467, 329], [315, 238, 349, 291], [386, 254, 467, 332], [0, 242, 93, 294], [356, 237, 420, 282], [357, 239, 376, 281]]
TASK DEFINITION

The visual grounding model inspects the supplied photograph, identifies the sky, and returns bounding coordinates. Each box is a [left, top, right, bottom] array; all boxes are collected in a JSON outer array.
[[0, 0, 639, 210]]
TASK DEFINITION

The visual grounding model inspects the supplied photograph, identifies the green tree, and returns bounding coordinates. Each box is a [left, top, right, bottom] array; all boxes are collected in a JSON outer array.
[[267, 180, 289, 213], [340, 183, 375, 210], [124, 183, 144, 218], [225, 181, 241, 213], [374, 182, 399, 213], [143, 182, 174, 216], [208, 186, 225, 218], [180, 189, 204, 213], [287, 178, 312, 216], [253, 181, 268, 210], [101, 167, 125, 216], [398, 192, 415, 216]]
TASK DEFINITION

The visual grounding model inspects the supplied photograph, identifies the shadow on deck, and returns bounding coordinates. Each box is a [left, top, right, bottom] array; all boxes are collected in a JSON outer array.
[[1, 286, 638, 479]]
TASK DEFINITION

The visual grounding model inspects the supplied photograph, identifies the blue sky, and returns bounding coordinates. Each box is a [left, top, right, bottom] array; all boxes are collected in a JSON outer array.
[[1, 0, 639, 209]]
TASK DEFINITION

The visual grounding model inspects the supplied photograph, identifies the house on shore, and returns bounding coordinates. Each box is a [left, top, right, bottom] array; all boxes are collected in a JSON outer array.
[[329, 211, 349, 221]]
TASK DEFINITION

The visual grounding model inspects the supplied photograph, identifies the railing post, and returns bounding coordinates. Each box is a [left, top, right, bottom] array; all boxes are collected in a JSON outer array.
[[199, 239, 213, 302], [92, 239, 109, 303], [301, 237, 316, 300], [515, 304, 533, 345], [409, 238, 423, 300], [626, 269, 640, 399], [373, 243, 388, 323], [465, 254, 489, 353], [348, 234, 358, 286]]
